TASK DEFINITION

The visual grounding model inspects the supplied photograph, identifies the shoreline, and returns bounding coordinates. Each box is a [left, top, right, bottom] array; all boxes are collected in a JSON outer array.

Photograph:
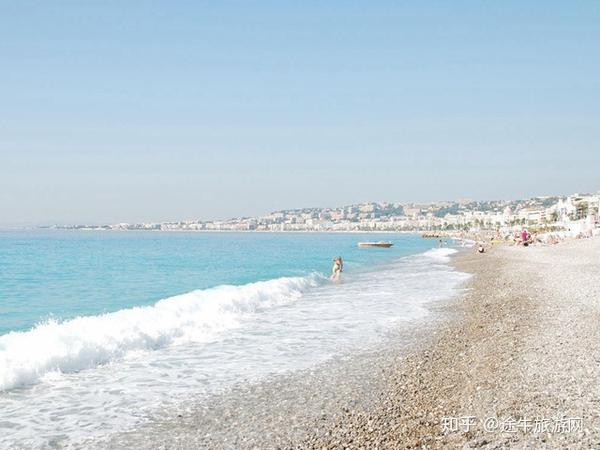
[[99, 320, 445, 449], [94, 250, 469, 449], [94, 238, 600, 449], [298, 237, 600, 448]]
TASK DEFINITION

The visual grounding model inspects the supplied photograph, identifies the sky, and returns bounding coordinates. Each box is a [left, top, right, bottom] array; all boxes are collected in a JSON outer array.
[[1, 1, 599, 225]]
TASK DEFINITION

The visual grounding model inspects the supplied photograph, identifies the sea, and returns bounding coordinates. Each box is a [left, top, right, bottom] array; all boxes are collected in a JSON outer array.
[[0, 230, 469, 448]]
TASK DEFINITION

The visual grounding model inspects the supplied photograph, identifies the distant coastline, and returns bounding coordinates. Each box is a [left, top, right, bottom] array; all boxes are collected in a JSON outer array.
[[39, 228, 418, 234], [42, 192, 600, 237]]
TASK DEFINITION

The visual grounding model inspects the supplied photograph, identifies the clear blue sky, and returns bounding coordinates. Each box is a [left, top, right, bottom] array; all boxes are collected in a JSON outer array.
[[1, 1, 599, 225]]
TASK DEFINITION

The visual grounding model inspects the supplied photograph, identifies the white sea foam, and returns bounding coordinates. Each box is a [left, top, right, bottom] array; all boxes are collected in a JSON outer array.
[[0, 274, 322, 391], [422, 247, 459, 262]]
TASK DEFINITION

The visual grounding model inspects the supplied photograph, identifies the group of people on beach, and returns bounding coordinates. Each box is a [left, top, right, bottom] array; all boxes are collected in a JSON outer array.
[[477, 227, 559, 253], [476, 228, 531, 253], [436, 225, 597, 255]]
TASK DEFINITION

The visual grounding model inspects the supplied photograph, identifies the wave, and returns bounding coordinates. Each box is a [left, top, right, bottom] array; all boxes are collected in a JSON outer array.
[[0, 274, 323, 391], [422, 247, 459, 262]]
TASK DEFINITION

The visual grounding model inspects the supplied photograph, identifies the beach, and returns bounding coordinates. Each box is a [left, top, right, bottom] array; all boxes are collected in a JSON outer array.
[[100, 237, 600, 449], [296, 237, 600, 449], [3, 234, 599, 449]]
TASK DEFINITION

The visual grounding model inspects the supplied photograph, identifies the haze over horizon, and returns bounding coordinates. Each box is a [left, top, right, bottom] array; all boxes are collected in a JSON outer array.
[[1, 2, 599, 226]]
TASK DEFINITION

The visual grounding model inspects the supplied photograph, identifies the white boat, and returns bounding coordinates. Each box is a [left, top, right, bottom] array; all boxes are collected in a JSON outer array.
[[357, 241, 394, 248]]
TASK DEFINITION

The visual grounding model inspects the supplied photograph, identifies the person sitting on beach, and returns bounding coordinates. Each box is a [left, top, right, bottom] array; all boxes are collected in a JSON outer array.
[[521, 228, 530, 246], [477, 244, 485, 253], [331, 256, 343, 281]]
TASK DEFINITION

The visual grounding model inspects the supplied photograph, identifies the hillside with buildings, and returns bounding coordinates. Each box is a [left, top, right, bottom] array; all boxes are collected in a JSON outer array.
[[55, 193, 600, 237]]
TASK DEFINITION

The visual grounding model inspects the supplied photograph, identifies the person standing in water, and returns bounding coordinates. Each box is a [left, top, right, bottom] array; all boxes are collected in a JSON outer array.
[[331, 256, 343, 281]]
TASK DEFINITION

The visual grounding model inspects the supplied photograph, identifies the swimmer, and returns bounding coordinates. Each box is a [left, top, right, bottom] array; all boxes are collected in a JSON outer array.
[[331, 256, 343, 281]]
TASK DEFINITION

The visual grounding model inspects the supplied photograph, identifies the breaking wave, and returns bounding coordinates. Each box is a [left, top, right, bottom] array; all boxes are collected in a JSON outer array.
[[0, 274, 323, 391]]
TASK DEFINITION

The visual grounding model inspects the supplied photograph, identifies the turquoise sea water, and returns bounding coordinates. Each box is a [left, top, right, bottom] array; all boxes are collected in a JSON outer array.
[[0, 230, 432, 335], [0, 230, 468, 448]]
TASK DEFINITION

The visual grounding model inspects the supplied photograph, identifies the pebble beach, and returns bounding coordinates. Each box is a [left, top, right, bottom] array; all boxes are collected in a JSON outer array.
[[298, 238, 600, 449]]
